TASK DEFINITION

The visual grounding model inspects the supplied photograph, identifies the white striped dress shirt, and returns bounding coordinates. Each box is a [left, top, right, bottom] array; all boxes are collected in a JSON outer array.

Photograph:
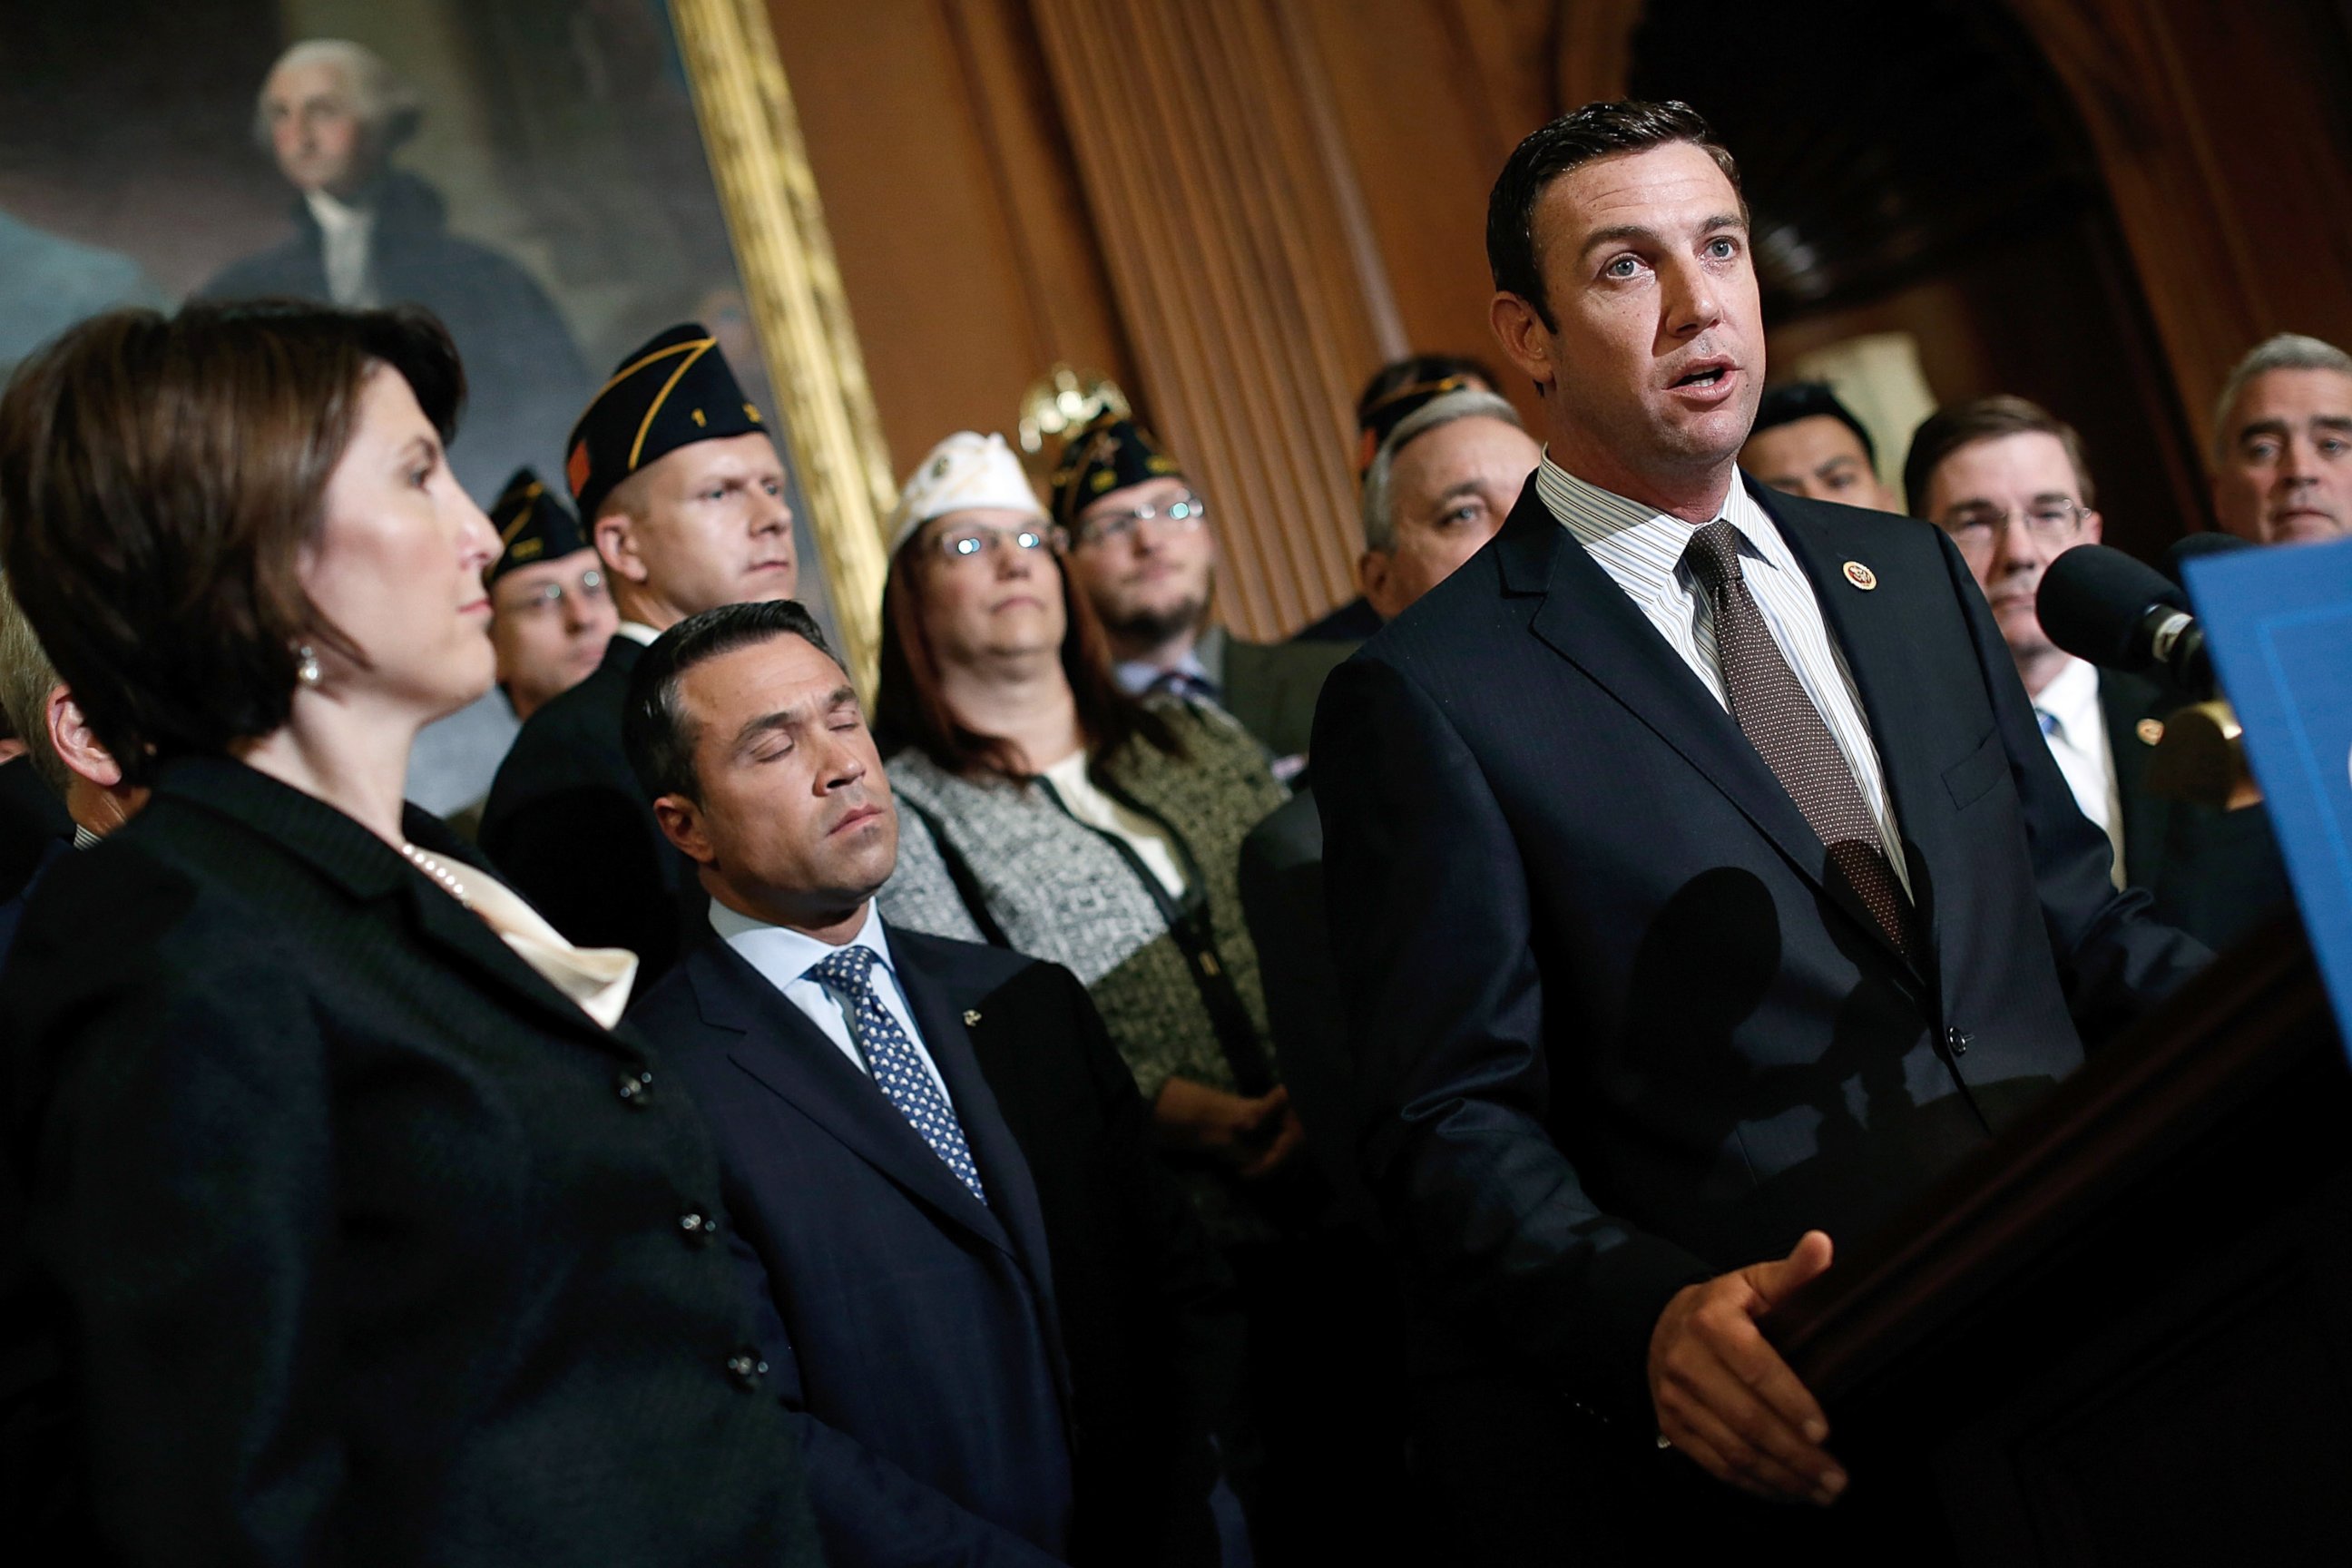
[[1535, 455, 1913, 895]]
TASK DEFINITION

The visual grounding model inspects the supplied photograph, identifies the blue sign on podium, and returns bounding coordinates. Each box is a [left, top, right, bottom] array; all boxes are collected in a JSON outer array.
[[2186, 536, 2352, 1056]]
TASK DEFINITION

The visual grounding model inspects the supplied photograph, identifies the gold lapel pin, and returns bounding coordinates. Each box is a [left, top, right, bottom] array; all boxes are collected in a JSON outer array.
[[962, 1009, 982, 1026], [2136, 718, 2165, 746], [1843, 561, 1877, 591]]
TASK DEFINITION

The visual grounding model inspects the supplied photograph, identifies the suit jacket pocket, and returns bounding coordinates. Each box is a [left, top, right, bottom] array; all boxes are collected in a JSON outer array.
[[1943, 727, 2006, 811]]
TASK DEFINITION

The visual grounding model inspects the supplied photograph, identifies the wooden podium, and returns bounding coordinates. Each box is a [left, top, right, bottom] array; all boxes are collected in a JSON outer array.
[[1765, 914, 2352, 1564]]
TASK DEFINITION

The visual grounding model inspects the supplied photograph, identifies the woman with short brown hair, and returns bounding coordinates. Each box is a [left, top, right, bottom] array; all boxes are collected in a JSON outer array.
[[0, 303, 818, 1564]]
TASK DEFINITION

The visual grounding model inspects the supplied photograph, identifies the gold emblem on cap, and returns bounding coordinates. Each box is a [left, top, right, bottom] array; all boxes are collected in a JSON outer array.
[[962, 1009, 982, 1026], [2136, 718, 2165, 746], [1843, 561, 1877, 590]]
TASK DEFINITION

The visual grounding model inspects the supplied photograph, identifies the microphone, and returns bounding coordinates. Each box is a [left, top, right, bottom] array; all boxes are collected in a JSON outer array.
[[2036, 544, 2216, 697]]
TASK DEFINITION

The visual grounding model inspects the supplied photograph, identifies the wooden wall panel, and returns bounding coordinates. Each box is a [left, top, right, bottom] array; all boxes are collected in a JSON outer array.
[[1030, 0, 1390, 636], [766, 0, 1133, 483], [1767, 215, 2207, 560], [2010, 0, 2352, 457], [1294, 0, 1525, 407], [764, 0, 2352, 631]]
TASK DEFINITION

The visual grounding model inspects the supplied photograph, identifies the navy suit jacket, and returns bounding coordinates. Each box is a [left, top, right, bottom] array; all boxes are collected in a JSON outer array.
[[1312, 475, 2210, 1552], [479, 636, 704, 982], [632, 926, 1238, 1567]]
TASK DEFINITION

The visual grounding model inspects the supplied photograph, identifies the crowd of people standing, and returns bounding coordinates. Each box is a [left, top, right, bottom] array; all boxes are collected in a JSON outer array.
[[0, 92, 2344, 1567]]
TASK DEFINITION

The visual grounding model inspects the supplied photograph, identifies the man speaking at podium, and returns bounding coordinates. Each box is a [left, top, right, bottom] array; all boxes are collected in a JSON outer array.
[[1310, 101, 2210, 1562]]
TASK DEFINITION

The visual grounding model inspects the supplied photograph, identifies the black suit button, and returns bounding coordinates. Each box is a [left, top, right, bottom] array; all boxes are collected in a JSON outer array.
[[725, 1349, 769, 1390], [615, 1067, 655, 1106], [680, 1210, 720, 1245], [1945, 1026, 1972, 1057]]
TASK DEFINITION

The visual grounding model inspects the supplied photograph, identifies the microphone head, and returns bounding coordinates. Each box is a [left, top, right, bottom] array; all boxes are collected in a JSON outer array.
[[2164, 530, 2255, 585], [2036, 544, 2187, 669]]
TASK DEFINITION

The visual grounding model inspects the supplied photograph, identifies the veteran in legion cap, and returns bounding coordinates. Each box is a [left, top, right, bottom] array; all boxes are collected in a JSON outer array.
[[480, 323, 797, 982], [1051, 413, 1351, 769], [486, 467, 618, 721]]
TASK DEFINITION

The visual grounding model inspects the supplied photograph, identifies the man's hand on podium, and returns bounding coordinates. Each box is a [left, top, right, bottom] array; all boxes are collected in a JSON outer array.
[[1647, 1230, 1849, 1505]]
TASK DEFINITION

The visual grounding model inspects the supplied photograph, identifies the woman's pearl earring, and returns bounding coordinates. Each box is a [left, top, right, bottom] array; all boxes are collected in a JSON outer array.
[[295, 643, 322, 687]]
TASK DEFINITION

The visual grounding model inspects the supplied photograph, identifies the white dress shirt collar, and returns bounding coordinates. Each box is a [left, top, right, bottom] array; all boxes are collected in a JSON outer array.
[[2032, 654, 2102, 745], [710, 897, 899, 989], [615, 620, 662, 647], [708, 899, 950, 1097], [2030, 655, 2126, 887]]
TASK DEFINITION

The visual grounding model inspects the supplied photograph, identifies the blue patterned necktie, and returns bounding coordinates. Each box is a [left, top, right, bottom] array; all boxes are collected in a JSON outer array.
[[808, 945, 989, 1205]]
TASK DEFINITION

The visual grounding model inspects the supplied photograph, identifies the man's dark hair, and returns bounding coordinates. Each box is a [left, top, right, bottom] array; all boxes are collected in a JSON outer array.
[[623, 599, 839, 803], [1485, 100, 1742, 330], [0, 300, 463, 785], [1751, 382, 1877, 466], [1902, 394, 2096, 516]]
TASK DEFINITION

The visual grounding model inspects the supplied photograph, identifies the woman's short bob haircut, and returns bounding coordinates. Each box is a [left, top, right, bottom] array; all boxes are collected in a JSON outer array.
[[0, 300, 465, 786]]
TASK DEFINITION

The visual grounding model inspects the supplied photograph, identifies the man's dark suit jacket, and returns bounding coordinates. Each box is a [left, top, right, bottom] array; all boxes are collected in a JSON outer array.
[[0, 757, 819, 1565], [1311, 475, 2210, 1557], [632, 927, 1241, 1567], [480, 635, 703, 981], [1236, 789, 1372, 1225], [0, 755, 69, 906], [2099, 668, 2292, 952]]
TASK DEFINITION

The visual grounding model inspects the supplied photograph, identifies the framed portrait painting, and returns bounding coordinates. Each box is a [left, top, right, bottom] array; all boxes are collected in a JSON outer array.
[[0, 0, 893, 737]]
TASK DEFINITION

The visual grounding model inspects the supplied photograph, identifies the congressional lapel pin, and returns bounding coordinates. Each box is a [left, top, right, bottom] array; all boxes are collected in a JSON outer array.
[[1843, 560, 1878, 591], [962, 1009, 982, 1026], [2136, 718, 2166, 746]]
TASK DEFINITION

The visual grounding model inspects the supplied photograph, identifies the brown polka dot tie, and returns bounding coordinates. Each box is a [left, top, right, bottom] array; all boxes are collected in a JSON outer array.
[[1683, 521, 1918, 964]]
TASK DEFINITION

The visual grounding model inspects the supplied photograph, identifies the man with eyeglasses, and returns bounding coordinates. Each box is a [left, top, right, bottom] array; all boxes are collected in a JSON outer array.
[[486, 468, 620, 721], [1051, 415, 1351, 768], [1906, 394, 2286, 949]]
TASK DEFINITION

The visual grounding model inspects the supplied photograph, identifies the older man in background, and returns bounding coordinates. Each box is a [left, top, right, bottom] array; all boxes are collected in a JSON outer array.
[[1241, 384, 1537, 1199], [200, 38, 588, 493], [481, 323, 797, 981], [1294, 353, 1504, 643], [2208, 332, 2352, 546]]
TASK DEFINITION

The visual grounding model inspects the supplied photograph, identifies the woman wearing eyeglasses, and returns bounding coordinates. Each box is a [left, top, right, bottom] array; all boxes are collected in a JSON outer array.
[[872, 432, 1304, 1245]]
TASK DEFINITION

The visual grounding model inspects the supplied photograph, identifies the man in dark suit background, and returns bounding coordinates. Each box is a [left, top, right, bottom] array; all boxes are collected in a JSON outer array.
[[1903, 395, 2290, 952], [622, 601, 1243, 1566], [481, 324, 797, 981], [1311, 100, 2210, 1561]]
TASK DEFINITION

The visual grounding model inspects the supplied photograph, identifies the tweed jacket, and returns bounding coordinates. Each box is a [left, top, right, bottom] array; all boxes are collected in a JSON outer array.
[[881, 701, 1287, 1240]]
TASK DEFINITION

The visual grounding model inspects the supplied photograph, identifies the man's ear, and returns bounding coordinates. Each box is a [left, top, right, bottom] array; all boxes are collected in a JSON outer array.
[[652, 793, 716, 867], [46, 688, 121, 789], [595, 509, 652, 586], [1357, 547, 1394, 615], [1488, 291, 1555, 394]]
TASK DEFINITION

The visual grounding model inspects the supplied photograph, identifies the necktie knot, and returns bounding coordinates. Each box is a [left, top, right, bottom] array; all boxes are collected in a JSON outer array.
[[2035, 708, 2061, 739], [1682, 519, 1746, 595], [809, 943, 880, 996]]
